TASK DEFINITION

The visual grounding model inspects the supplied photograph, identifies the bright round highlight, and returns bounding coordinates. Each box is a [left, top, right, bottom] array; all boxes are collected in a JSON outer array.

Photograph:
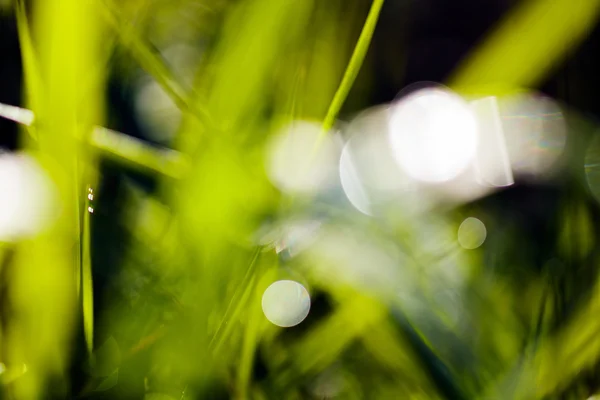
[[457, 217, 486, 250], [0, 153, 58, 241], [339, 106, 412, 216], [388, 88, 478, 183], [266, 122, 337, 194], [261, 280, 310, 328]]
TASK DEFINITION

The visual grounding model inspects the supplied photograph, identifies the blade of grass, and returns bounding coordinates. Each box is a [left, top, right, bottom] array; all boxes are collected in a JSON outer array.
[[99, 0, 213, 129], [196, 0, 314, 135], [275, 290, 387, 386], [448, 0, 600, 96], [0, 103, 34, 126], [91, 127, 188, 179], [321, 0, 385, 132], [82, 189, 94, 355], [15, 0, 41, 125], [236, 275, 264, 399], [0, 105, 187, 179], [6, 0, 105, 395], [17, 0, 94, 362], [99, 0, 188, 108], [209, 247, 262, 356], [483, 277, 600, 399]]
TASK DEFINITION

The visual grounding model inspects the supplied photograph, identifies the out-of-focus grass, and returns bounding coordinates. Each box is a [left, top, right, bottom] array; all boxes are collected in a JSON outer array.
[[449, 0, 600, 96], [6, 0, 105, 398], [3, 0, 600, 398]]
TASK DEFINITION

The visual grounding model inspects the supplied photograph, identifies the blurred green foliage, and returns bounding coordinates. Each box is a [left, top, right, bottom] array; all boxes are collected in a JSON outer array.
[[2, 0, 600, 399]]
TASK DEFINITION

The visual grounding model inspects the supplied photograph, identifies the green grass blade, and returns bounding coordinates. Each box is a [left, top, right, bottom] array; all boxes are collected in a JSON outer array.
[[15, 0, 40, 107], [209, 248, 262, 356], [14, 0, 41, 143], [99, 0, 213, 131], [82, 191, 94, 355], [449, 0, 600, 95], [99, 0, 189, 109], [91, 127, 188, 179], [321, 0, 385, 132]]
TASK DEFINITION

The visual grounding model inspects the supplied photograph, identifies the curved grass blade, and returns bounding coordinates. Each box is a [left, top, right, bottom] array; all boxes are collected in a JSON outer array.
[[321, 0, 385, 132]]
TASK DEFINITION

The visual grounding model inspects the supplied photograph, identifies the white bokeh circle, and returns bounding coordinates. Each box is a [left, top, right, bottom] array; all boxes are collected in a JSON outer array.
[[261, 280, 311, 328], [388, 88, 478, 183]]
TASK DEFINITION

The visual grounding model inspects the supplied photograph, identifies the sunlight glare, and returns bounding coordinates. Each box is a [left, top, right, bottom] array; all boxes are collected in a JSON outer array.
[[388, 87, 478, 183], [0, 153, 58, 241], [339, 106, 413, 216], [266, 121, 338, 194]]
